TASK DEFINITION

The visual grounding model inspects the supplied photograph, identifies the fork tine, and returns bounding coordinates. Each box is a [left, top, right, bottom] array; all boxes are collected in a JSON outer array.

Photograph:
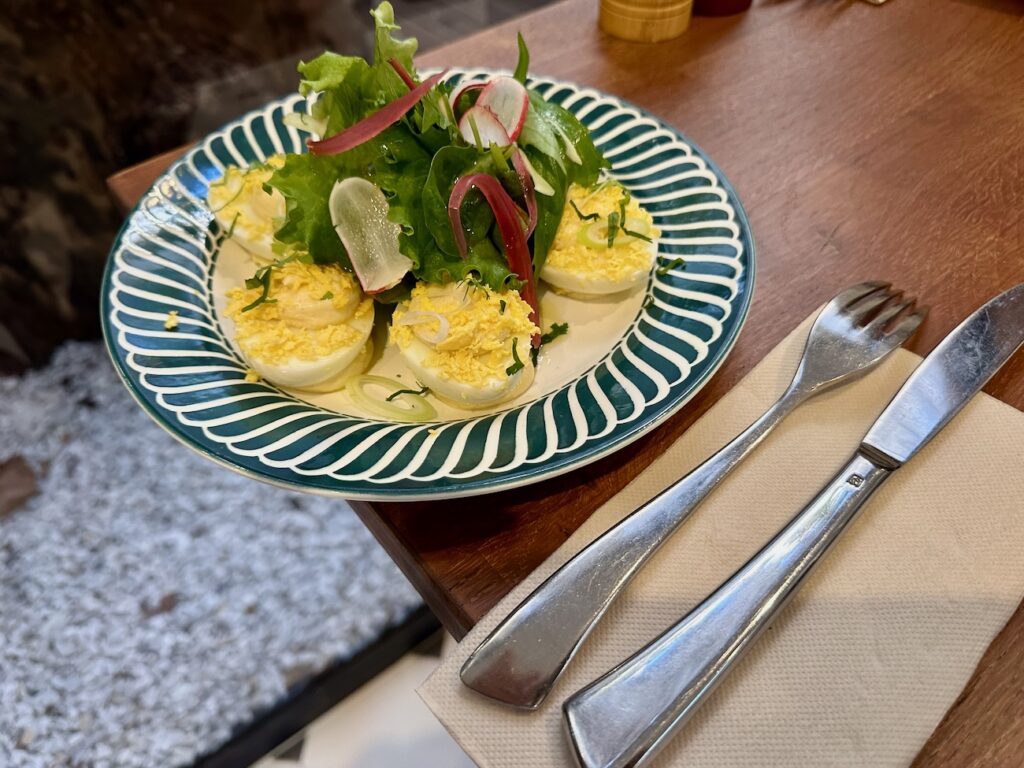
[[884, 307, 929, 347], [832, 281, 890, 309], [847, 289, 900, 323], [866, 298, 914, 333]]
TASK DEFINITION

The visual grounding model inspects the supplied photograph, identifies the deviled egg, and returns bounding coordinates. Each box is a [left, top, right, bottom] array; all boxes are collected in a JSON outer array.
[[389, 282, 539, 409], [539, 181, 659, 297], [207, 155, 286, 264], [225, 261, 374, 392]]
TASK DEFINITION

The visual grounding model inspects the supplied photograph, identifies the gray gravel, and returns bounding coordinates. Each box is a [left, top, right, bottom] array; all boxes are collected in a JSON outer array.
[[0, 342, 422, 768]]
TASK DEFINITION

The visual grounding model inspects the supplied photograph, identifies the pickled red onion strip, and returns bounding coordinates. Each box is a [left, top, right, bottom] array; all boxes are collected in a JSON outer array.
[[447, 173, 540, 346], [388, 58, 417, 89], [307, 69, 448, 156]]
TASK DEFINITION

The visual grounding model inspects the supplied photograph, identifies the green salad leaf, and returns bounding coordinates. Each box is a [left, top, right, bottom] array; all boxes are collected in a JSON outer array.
[[265, 152, 351, 268], [520, 90, 607, 186], [373, 149, 432, 274], [366, 2, 420, 106], [298, 54, 370, 136], [259, 2, 610, 300], [513, 33, 530, 84], [522, 147, 567, 273], [421, 146, 496, 256]]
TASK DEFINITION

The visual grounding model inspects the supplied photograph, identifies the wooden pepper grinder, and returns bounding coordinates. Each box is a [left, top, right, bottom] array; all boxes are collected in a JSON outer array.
[[599, 0, 695, 43]]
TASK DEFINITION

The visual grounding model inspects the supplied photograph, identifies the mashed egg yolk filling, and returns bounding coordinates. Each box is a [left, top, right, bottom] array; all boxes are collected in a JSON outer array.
[[226, 262, 371, 367], [207, 155, 286, 249], [547, 182, 659, 282], [390, 283, 539, 389]]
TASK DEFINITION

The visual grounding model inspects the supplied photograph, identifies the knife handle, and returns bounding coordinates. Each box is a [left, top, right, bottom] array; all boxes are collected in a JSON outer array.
[[563, 452, 891, 768]]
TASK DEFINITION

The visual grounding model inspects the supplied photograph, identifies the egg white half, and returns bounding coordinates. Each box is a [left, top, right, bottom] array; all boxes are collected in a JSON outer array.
[[245, 300, 375, 391], [208, 160, 285, 265], [539, 237, 658, 297], [397, 333, 536, 409]]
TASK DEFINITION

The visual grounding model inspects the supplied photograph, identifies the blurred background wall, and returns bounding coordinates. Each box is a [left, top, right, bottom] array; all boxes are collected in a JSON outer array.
[[0, 0, 550, 374]]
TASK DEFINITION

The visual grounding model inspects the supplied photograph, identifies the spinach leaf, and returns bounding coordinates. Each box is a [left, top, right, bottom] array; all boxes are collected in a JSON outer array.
[[520, 90, 608, 186], [523, 147, 567, 273], [422, 146, 496, 257], [415, 235, 514, 289]]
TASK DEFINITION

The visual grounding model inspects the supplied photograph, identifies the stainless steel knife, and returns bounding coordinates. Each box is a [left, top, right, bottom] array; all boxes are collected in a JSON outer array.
[[563, 283, 1024, 768]]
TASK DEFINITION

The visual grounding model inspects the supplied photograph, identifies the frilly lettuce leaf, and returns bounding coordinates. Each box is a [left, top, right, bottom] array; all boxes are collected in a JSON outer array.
[[297, 54, 369, 135], [365, 2, 420, 108], [368, 130, 434, 274], [265, 152, 351, 268], [371, 2, 417, 74]]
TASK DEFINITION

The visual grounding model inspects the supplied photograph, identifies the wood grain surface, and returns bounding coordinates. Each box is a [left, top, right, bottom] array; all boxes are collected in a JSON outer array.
[[107, 0, 1024, 762]]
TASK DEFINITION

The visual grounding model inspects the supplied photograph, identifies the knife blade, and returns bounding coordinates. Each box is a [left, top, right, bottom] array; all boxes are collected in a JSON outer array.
[[564, 283, 1024, 768], [862, 282, 1024, 466]]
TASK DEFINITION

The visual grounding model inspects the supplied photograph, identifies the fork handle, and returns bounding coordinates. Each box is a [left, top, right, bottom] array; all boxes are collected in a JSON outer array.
[[563, 452, 891, 768], [460, 388, 804, 709]]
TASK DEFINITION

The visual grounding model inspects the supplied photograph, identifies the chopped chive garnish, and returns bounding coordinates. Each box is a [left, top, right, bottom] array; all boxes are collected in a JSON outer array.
[[531, 321, 570, 366], [617, 191, 630, 225], [540, 322, 569, 346], [386, 384, 430, 402], [621, 226, 653, 242], [211, 185, 245, 214], [242, 265, 274, 312], [506, 337, 525, 376], [224, 211, 241, 239], [656, 257, 687, 276], [499, 299, 507, 314], [606, 212, 621, 248], [320, 291, 334, 301], [570, 200, 599, 221]]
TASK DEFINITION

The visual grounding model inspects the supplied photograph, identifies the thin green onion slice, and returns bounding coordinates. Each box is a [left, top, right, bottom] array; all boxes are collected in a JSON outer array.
[[347, 375, 437, 422]]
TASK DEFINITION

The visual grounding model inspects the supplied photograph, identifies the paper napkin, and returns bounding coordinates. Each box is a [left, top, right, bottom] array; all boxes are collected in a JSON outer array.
[[420, 312, 1024, 767]]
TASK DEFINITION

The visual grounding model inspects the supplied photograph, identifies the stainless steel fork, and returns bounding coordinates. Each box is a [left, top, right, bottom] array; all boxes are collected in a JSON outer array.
[[460, 282, 927, 709]]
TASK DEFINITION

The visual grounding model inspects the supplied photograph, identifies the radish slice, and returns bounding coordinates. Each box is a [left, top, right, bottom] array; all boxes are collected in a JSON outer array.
[[308, 69, 448, 156], [447, 173, 541, 346], [388, 58, 417, 89], [476, 76, 530, 141], [450, 82, 485, 119], [511, 150, 537, 238], [458, 105, 511, 148], [329, 177, 412, 294]]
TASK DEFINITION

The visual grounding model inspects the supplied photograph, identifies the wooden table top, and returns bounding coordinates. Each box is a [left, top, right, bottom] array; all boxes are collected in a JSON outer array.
[[108, 0, 1024, 762]]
